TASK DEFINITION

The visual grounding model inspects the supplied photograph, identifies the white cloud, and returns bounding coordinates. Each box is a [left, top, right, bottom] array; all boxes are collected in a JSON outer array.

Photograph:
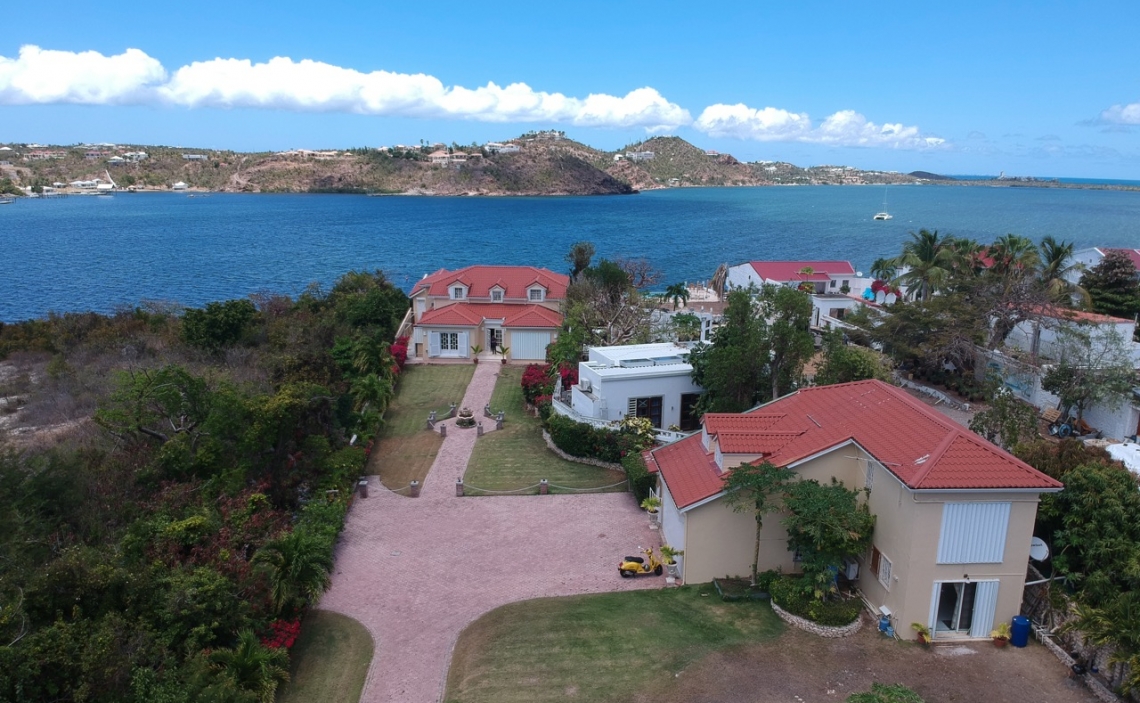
[[694, 103, 944, 149], [1099, 102, 1140, 125], [0, 45, 165, 105], [0, 46, 690, 131]]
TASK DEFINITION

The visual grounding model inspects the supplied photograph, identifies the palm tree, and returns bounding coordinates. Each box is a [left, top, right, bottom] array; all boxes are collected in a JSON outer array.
[[988, 233, 1041, 277], [1038, 236, 1090, 305], [869, 257, 897, 282], [896, 229, 956, 301], [253, 529, 332, 615], [351, 373, 394, 413], [664, 282, 690, 310], [209, 629, 290, 703]]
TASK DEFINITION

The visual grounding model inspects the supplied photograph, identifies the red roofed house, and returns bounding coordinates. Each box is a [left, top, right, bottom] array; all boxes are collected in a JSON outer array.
[[644, 379, 1062, 641], [1068, 247, 1140, 284], [410, 265, 568, 362], [724, 260, 877, 329]]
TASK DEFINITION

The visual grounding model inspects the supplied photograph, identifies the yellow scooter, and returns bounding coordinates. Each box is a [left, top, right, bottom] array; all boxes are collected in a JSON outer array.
[[618, 547, 663, 577]]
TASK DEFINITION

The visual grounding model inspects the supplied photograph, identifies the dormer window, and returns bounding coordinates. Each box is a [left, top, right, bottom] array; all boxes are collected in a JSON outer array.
[[528, 287, 545, 302], [451, 285, 466, 300], [490, 288, 504, 302]]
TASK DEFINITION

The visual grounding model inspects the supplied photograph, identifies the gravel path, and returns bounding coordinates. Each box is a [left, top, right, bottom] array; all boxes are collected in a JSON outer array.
[[319, 362, 660, 703]]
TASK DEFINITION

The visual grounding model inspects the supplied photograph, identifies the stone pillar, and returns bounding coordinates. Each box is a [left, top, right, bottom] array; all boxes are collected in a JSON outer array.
[[409, 480, 421, 498], [539, 478, 549, 495], [357, 478, 369, 499], [449, 403, 457, 418], [484, 404, 492, 417], [477, 422, 483, 436], [439, 423, 447, 438], [427, 410, 437, 429], [456, 478, 465, 497], [496, 416, 504, 430]]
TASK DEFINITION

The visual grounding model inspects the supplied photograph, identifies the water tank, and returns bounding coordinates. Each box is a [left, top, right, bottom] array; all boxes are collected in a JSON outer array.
[[1011, 615, 1031, 648]]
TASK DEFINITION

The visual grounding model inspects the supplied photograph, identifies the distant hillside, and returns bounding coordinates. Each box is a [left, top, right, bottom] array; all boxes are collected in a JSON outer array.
[[1, 134, 920, 196], [909, 171, 956, 181]]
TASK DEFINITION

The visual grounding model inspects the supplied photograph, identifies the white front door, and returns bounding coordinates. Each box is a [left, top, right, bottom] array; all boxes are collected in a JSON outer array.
[[930, 580, 999, 638]]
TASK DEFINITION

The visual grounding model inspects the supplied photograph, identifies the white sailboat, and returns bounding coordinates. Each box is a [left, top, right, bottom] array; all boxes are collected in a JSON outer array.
[[873, 184, 892, 220]]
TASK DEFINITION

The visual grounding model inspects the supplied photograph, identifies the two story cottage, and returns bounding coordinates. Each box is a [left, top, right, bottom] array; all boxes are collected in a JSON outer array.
[[410, 265, 568, 362], [644, 379, 1062, 640]]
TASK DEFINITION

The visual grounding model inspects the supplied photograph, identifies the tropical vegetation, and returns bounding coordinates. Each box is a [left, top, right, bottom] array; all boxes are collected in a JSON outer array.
[[0, 270, 408, 702]]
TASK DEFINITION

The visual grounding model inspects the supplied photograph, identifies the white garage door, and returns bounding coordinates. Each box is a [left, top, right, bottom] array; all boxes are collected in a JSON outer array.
[[511, 331, 551, 360]]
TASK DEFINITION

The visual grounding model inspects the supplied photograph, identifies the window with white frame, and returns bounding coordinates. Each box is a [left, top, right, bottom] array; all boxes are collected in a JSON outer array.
[[451, 286, 466, 300], [490, 288, 503, 302], [829, 280, 837, 288], [528, 287, 545, 302], [439, 332, 459, 351], [870, 546, 891, 589]]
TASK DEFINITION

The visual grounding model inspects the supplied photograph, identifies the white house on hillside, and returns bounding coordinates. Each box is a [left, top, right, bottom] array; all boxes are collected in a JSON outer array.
[[725, 260, 879, 329], [556, 343, 704, 433]]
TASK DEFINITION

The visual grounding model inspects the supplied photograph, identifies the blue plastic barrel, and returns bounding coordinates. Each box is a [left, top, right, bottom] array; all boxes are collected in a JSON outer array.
[[1011, 615, 1031, 648]]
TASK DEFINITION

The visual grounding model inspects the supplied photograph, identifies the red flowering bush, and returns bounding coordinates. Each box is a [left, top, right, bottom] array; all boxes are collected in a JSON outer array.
[[558, 362, 578, 388], [390, 336, 409, 368], [521, 363, 554, 404], [261, 618, 302, 649]]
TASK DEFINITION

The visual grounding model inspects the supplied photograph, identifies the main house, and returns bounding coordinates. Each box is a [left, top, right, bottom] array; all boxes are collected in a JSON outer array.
[[409, 265, 568, 362], [644, 380, 1062, 641], [725, 260, 877, 328]]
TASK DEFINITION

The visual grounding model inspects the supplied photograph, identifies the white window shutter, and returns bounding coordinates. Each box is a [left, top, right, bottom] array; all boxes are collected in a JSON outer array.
[[969, 581, 1000, 638], [458, 331, 468, 356], [937, 503, 1010, 564], [429, 332, 441, 357]]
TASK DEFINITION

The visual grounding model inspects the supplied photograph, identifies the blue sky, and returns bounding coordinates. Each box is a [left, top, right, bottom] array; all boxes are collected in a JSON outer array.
[[3, 1, 1140, 178]]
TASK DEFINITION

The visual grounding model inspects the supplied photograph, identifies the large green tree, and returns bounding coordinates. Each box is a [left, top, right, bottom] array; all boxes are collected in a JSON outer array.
[[1080, 250, 1140, 321], [895, 229, 956, 301], [782, 478, 875, 601], [758, 285, 815, 401], [1040, 325, 1135, 422], [252, 529, 333, 615], [813, 329, 892, 386], [722, 461, 795, 585], [689, 288, 765, 413]]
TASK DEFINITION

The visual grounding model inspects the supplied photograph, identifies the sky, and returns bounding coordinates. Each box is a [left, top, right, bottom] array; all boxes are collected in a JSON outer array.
[[3, 1, 1140, 179]]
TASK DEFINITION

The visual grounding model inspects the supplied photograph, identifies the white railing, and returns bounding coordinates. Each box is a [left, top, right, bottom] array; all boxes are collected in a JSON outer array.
[[395, 307, 414, 340], [550, 397, 690, 444]]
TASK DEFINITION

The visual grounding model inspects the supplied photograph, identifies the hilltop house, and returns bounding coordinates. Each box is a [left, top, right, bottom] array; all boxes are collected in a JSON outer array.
[[553, 343, 705, 433], [644, 380, 1062, 640], [409, 265, 568, 362]]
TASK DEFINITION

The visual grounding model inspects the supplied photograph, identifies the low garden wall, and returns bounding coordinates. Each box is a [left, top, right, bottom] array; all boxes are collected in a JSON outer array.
[[770, 600, 863, 638], [541, 429, 624, 471]]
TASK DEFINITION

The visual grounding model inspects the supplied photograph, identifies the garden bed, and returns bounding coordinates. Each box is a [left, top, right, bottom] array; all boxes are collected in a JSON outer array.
[[713, 577, 770, 601]]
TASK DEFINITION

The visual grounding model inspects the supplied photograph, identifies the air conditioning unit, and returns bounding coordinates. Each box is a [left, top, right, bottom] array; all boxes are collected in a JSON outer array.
[[579, 379, 592, 393], [842, 557, 859, 580]]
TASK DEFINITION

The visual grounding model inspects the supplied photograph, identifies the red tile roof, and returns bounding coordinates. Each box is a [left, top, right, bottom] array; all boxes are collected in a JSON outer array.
[[412, 265, 569, 300], [417, 303, 562, 328], [652, 380, 1061, 509], [1031, 304, 1134, 325], [749, 261, 856, 283]]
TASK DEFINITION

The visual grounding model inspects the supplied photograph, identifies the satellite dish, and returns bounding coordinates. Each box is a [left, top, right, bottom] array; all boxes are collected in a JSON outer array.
[[1029, 537, 1050, 562]]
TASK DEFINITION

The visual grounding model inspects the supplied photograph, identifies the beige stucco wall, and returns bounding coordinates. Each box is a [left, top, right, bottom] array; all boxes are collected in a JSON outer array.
[[679, 443, 1046, 640]]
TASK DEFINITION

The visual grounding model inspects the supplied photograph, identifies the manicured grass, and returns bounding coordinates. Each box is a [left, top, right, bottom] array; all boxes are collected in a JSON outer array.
[[371, 364, 475, 489], [464, 366, 627, 494], [277, 610, 373, 703], [443, 586, 783, 703]]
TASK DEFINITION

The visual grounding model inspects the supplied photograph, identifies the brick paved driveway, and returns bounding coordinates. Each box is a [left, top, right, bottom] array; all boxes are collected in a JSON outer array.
[[320, 362, 660, 703]]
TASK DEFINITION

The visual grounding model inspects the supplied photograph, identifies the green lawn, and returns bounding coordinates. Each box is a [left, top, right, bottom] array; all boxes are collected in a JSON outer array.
[[371, 364, 475, 489], [464, 366, 627, 494], [277, 610, 373, 703], [444, 586, 783, 703]]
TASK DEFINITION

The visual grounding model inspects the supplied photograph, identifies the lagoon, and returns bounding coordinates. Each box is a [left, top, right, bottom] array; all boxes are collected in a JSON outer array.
[[3, 185, 1139, 322]]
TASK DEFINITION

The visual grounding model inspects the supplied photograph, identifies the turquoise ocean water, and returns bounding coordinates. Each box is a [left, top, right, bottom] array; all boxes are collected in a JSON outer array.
[[3, 185, 1138, 322]]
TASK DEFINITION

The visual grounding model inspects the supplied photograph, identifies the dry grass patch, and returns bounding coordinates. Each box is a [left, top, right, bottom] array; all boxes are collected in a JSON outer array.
[[371, 364, 474, 489], [464, 366, 626, 494]]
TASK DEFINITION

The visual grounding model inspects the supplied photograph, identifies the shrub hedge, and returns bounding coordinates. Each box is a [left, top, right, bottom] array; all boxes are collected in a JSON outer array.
[[545, 413, 625, 463], [769, 575, 862, 626], [622, 452, 656, 501]]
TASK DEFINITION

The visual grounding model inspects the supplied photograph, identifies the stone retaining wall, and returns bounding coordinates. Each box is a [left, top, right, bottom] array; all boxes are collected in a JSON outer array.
[[541, 430, 625, 472], [770, 600, 863, 638]]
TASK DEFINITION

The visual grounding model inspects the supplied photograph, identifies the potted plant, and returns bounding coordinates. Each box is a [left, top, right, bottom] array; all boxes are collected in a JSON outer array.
[[911, 622, 932, 646], [500, 346, 510, 365], [470, 344, 483, 363], [640, 496, 661, 529], [990, 622, 1011, 648], [660, 545, 683, 578]]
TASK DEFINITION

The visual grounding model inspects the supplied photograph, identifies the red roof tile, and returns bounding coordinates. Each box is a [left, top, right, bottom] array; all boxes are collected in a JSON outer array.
[[417, 303, 562, 328], [412, 265, 569, 300], [1031, 304, 1134, 325], [703, 413, 787, 434], [652, 380, 1061, 509], [749, 261, 856, 283], [717, 431, 803, 455]]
